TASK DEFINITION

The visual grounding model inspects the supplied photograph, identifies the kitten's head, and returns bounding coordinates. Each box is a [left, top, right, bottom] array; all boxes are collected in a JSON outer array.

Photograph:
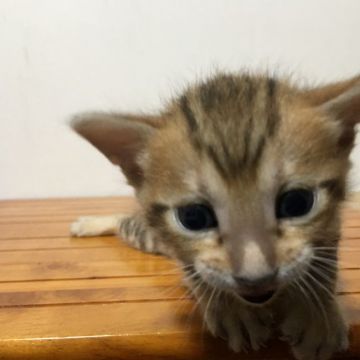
[[72, 73, 360, 305]]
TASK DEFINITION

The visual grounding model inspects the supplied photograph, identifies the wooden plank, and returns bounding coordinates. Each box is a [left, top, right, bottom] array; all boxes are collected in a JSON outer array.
[[339, 239, 360, 248], [0, 208, 130, 219], [0, 237, 120, 251], [0, 274, 182, 293], [0, 214, 121, 224], [343, 218, 360, 228], [342, 228, 360, 239], [0, 334, 288, 360], [338, 250, 360, 269], [339, 270, 360, 293], [0, 296, 358, 360], [0, 222, 73, 239], [0, 300, 200, 339], [0, 275, 185, 307], [0, 246, 165, 264], [0, 260, 176, 282]]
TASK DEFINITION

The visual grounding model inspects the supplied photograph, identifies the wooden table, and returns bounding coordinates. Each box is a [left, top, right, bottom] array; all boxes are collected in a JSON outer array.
[[0, 197, 359, 359]]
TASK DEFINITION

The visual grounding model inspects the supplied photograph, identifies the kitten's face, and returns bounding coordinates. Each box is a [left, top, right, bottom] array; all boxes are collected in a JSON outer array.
[[73, 73, 360, 305], [140, 76, 350, 305]]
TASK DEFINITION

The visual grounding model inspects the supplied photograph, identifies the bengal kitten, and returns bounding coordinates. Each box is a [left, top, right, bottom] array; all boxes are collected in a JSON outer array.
[[70, 72, 360, 360]]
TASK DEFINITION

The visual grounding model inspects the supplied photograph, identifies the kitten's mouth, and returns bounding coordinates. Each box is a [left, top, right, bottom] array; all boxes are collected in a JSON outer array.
[[240, 290, 276, 305]]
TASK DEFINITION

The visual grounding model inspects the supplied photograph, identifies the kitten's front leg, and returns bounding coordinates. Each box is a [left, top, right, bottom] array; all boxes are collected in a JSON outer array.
[[71, 215, 125, 237], [71, 214, 169, 255], [190, 282, 273, 352], [280, 292, 349, 360]]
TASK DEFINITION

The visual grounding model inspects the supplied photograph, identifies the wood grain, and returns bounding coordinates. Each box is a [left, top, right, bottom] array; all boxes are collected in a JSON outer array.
[[0, 196, 359, 359]]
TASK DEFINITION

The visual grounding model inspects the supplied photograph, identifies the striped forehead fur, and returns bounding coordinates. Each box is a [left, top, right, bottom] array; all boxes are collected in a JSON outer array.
[[177, 73, 281, 177]]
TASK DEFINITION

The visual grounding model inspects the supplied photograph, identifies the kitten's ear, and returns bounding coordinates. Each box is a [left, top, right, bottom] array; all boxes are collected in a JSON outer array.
[[303, 75, 360, 149], [71, 112, 162, 187]]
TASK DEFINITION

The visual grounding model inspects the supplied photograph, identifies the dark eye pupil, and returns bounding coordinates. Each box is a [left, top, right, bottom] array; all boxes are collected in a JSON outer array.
[[176, 204, 218, 231], [276, 189, 314, 219]]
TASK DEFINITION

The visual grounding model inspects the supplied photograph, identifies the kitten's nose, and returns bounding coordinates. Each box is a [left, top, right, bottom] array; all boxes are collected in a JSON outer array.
[[234, 269, 278, 288], [233, 269, 278, 304]]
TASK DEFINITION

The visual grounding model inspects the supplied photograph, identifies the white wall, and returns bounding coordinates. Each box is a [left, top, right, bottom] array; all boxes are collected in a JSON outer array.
[[1, 0, 360, 199]]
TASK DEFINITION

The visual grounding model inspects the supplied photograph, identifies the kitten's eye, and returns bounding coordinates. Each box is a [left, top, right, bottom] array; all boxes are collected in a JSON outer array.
[[176, 204, 218, 231], [276, 189, 315, 219]]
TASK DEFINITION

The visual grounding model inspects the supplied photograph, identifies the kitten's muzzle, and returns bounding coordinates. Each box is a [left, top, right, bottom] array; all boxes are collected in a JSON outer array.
[[233, 269, 278, 304]]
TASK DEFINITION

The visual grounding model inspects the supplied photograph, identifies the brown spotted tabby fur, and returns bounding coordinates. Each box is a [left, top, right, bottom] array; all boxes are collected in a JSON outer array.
[[71, 72, 360, 359]]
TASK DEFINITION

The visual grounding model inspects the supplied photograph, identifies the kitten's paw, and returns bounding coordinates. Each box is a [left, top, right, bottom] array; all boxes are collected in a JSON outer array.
[[291, 323, 348, 360], [281, 306, 349, 360], [70, 216, 101, 237], [70, 215, 120, 237], [205, 302, 272, 352]]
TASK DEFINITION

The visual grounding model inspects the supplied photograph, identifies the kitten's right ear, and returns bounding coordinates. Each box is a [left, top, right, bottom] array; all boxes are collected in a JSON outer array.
[[302, 75, 360, 150], [302, 75, 360, 107], [71, 112, 163, 187]]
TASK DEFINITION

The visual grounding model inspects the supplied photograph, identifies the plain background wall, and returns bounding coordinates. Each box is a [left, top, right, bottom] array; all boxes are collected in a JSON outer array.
[[1, 0, 360, 199]]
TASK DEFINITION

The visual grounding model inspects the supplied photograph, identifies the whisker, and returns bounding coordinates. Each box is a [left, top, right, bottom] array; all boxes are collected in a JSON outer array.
[[172, 288, 196, 326], [145, 269, 196, 299], [292, 272, 313, 311], [312, 250, 338, 256], [305, 270, 335, 300], [176, 279, 203, 316], [311, 256, 340, 266], [196, 283, 213, 337], [308, 264, 336, 283], [150, 269, 183, 276], [313, 246, 360, 251], [314, 261, 338, 274], [148, 263, 198, 277], [203, 286, 217, 333], [300, 273, 330, 336], [311, 255, 353, 270], [167, 268, 202, 322], [190, 277, 205, 297], [213, 288, 222, 316], [185, 280, 207, 328], [179, 264, 197, 271], [157, 283, 183, 297], [198, 284, 211, 329], [183, 270, 201, 283], [158, 267, 202, 299], [312, 246, 360, 251]]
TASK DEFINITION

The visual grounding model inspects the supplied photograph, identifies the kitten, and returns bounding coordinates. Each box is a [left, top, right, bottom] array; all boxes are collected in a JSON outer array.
[[70, 72, 360, 360]]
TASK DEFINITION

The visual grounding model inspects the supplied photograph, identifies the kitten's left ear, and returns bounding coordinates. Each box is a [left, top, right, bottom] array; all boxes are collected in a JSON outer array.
[[303, 75, 360, 149], [71, 112, 163, 187]]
